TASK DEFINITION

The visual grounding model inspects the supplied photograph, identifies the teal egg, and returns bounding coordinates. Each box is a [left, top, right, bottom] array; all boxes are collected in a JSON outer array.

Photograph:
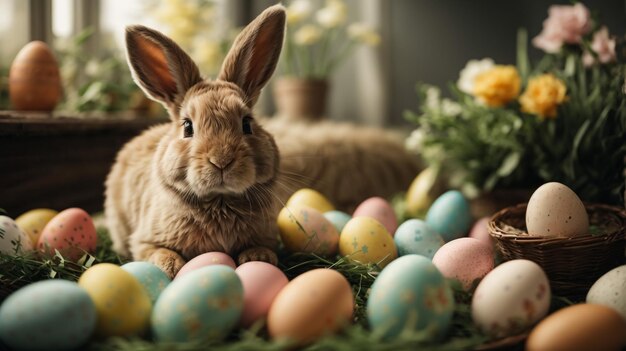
[[394, 219, 444, 259], [0, 280, 96, 351], [323, 210, 352, 233], [367, 255, 454, 340], [151, 265, 243, 342], [426, 190, 471, 241], [122, 261, 171, 304]]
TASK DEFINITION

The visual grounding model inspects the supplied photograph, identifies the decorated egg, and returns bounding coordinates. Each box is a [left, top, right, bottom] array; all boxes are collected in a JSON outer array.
[[367, 255, 455, 340], [0, 215, 32, 255], [586, 264, 626, 320], [426, 190, 471, 242], [286, 188, 335, 213], [15, 208, 58, 245], [393, 219, 444, 259], [9, 41, 61, 111], [175, 252, 237, 279], [122, 261, 171, 304], [235, 261, 289, 327], [339, 217, 397, 268], [472, 259, 550, 338], [38, 208, 97, 261], [353, 197, 398, 235], [323, 210, 351, 233], [152, 265, 243, 342], [468, 217, 493, 249], [267, 269, 353, 345], [432, 238, 494, 290], [526, 182, 589, 237], [0, 280, 96, 351], [277, 205, 339, 256], [406, 167, 444, 217], [78, 263, 152, 337]]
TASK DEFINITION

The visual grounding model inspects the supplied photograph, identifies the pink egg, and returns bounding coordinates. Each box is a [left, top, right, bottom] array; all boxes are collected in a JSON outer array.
[[236, 261, 289, 327], [175, 252, 236, 279], [37, 208, 97, 261], [432, 237, 494, 291], [469, 217, 494, 249], [353, 197, 398, 236]]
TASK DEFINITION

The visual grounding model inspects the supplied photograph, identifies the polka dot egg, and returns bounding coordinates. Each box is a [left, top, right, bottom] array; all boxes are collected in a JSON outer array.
[[38, 208, 97, 261], [394, 219, 444, 259], [339, 217, 397, 268], [432, 238, 494, 291], [122, 261, 171, 304], [277, 205, 339, 256], [0, 215, 32, 255]]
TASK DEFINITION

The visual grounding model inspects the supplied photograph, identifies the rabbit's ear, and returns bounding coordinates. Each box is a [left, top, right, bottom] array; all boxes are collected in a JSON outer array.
[[218, 4, 286, 106], [125, 25, 202, 112]]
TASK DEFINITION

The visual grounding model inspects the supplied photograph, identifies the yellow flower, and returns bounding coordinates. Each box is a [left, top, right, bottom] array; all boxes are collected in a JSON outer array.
[[519, 74, 567, 118], [293, 25, 322, 46], [472, 65, 521, 107]]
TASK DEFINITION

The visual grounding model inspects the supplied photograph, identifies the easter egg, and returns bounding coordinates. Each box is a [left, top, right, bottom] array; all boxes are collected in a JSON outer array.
[[0, 280, 96, 351], [9, 41, 61, 111], [432, 238, 494, 290], [367, 255, 455, 340], [235, 261, 288, 327], [152, 265, 243, 342], [267, 269, 353, 345], [353, 197, 398, 235], [78, 263, 152, 337], [406, 167, 444, 217], [15, 208, 58, 245], [38, 208, 97, 261], [0, 215, 32, 255], [472, 259, 551, 338], [526, 182, 589, 237], [286, 188, 335, 213], [393, 219, 444, 259], [175, 252, 237, 279], [426, 190, 471, 242], [468, 217, 493, 249], [339, 217, 397, 268], [277, 205, 339, 256], [586, 264, 626, 320], [323, 210, 351, 233], [122, 261, 171, 304]]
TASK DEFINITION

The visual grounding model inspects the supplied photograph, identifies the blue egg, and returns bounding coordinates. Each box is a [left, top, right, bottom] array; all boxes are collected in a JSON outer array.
[[394, 219, 444, 259], [426, 190, 471, 241], [367, 255, 454, 340], [0, 280, 96, 351], [152, 265, 243, 342], [122, 261, 171, 304], [323, 210, 352, 233]]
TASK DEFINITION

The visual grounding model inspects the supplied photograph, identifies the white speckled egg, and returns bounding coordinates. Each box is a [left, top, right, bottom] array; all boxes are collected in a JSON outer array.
[[472, 259, 551, 338], [426, 190, 471, 242], [525, 182, 588, 237], [122, 261, 171, 304], [432, 238, 494, 291], [586, 264, 626, 320], [393, 219, 444, 259], [0, 215, 32, 255], [323, 211, 352, 233], [353, 197, 398, 235]]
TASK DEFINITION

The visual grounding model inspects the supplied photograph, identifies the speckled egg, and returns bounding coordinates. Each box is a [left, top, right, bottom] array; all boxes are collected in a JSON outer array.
[[286, 188, 335, 213], [393, 219, 444, 259], [586, 264, 626, 320], [15, 208, 58, 246], [236, 261, 289, 327], [0, 280, 96, 351], [339, 217, 397, 268], [277, 205, 339, 256], [406, 167, 444, 217], [0, 215, 32, 255], [426, 190, 471, 242], [152, 265, 243, 342], [526, 182, 589, 237], [122, 261, 171, 304], [472, 259, 551, 338], [267, 269, 354, 345], [323, 210, 352, 233], [175, 252, 237, 279], [367, 255, 455, 340], [78, 263, 152, 337], [38, 208, 97, 261], [468, 217, 493, 250], [432, 238, 493, 290], [353, 197, 398, 235]]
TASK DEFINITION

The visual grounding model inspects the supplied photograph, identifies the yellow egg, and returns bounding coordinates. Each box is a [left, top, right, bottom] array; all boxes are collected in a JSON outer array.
[[339, 217, 397, 268], [78, 263, 152, 337], [286, 188, 335, 213], [15, 208, 58, 245], [277, 206, 339, 256], [406, 167, 445, 217]]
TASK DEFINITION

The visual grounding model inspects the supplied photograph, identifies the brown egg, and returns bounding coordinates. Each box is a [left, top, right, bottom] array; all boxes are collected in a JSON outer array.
[[526, 304, 626, 351], [9, 41, 62, 111]]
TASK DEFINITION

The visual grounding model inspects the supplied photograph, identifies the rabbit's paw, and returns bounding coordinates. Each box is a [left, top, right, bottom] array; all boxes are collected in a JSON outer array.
[[237, 247, 278, 266], [148, 248, 186, 279]]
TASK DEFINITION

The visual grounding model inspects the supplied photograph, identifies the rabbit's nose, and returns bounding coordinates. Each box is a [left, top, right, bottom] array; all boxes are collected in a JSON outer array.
[[209, 156, 234, 170]]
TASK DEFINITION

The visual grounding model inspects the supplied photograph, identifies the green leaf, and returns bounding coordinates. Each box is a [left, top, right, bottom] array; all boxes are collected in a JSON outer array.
[[497, 151, 521, 177]]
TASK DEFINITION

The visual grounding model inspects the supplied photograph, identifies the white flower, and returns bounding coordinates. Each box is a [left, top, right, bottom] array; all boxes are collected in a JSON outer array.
[[457, 58, 495, 95], [405, 129, 425, 153], [441, 99, 462, 116], [316, 0, 347, 28], [287, 0, 313, 25], [425, 86, 441, 110], [293, 24, 322, 46], [85, 59, 103, 77], [347, 23, 381, 46]]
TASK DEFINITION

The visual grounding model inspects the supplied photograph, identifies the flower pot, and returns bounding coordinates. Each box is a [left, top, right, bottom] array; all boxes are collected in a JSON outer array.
[[273, 78, 328, 121]]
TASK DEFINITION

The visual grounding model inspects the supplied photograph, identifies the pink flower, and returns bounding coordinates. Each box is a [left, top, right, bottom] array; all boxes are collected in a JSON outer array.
[[532, 3, 592, 53], [582, 27, 617, 66]]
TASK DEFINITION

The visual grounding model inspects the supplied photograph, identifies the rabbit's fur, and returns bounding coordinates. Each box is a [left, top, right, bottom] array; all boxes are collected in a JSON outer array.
[[105, 5, 419, 277]]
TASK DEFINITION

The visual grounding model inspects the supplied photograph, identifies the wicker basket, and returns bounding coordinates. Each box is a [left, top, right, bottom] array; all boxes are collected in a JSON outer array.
[[488, 203, 626, 300]]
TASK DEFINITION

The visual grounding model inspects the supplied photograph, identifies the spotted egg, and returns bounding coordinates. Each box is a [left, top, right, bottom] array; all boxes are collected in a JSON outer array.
[[432, 238, 494, 291], [393, 219, 444, 259], [277, 205, 339, 256], [38, 208, 97, 261], [339, 217, 397, 268], [0, 215, 32, 255]]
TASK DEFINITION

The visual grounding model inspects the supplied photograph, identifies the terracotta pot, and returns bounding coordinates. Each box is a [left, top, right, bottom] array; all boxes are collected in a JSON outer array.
[[470, 188, 535, 219], [273, 77, 328, 121]]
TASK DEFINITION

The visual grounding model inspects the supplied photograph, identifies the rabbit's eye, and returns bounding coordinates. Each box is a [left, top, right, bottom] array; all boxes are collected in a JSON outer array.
[[183, 119, 194, 138], [242, 116, 253, 135]]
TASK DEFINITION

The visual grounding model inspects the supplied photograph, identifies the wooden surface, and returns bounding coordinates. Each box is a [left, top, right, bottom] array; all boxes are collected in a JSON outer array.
[[0, 111, 164, 217]]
